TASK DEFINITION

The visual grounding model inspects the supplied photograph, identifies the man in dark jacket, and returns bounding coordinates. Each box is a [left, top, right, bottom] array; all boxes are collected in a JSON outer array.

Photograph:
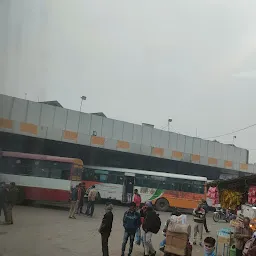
[[69, 185, 79, 219], [121, 202, 141, 256], [200, 199, 210, 233], [0, 182, 6, 218], [99, 203, 114, 256], [142, 207, 157, 256], [4, 182, 18, 224], [76, 183, 86, 214]]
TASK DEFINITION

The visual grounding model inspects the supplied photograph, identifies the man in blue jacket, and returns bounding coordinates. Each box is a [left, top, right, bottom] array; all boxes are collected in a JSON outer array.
[[121, 202, 141, 256]]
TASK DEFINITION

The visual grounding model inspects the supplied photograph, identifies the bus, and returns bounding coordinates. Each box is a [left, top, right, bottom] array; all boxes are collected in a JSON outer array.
[[82, 166, 207, 211], [0, 151, 83, 204]]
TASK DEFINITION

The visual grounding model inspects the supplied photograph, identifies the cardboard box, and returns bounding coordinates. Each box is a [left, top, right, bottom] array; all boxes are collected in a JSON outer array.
[[165, 231, 188, 256]]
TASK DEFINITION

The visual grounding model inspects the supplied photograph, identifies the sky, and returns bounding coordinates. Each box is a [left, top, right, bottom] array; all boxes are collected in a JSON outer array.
[[1, 0, 256, 162]]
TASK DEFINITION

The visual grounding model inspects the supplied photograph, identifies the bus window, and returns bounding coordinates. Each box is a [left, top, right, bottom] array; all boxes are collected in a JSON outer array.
[[192, 181, 205, 194], [182, 181, 193, 193], [107, 174, 117, 183], [61, 169, 70, 180], [116, 175, 124, 185], [135, 175, 144, 186]]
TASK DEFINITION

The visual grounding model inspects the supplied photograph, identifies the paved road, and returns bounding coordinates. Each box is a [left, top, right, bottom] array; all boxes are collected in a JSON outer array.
[[0, 205, 229, 256]]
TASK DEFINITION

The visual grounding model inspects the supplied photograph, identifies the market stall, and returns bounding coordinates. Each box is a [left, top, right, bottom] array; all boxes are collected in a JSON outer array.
[[207, 174, 256, 211], [207, 175, 256, 255]]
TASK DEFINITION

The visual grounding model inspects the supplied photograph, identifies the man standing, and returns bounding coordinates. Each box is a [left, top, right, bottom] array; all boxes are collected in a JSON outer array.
[[142, 206, 159, 256], [0, 182, 6, 218], [69, 185, 79, 219], [200, 199, 210, 233], [77, 183, 86, 214], [234, 217, 253, 256], [4, 182, 18, 224], [121, 202, 141, 256], [99, 203, 114, 256], [86, 185, 97, 217], [193, 204, 206, 246]]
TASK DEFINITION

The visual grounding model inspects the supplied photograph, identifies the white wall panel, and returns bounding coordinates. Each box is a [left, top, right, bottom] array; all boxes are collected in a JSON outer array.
[[40, 104, 55, 127], [141, 125, 152, 146], [66, 109, 79, 131], [78, 113, 91, 135], [11, 98, 27, 122], [184, 136, 193, 154], [200, 139, 208, 157], [177, 134, 186, 152], [241, 149, 248, 163], [53, 107, 67, 129], [132, 124, 142, 144], [113, 120, 124, 140], [234, 147, 241, 162], [123, 122, 133, 142], [151, 129, 162, 147], [1, 94, 13, 118], [192, 138, 201, 155], [102, 118, 113, 138], [168, 132, 178, 150], [27, 101, 41, 125], [207, 141, 215, 158], [214, 142, 222, 159], [160, 130, 169, 149], [90, 114, 103, 137], [222, 144, 228, 160], [227, 145, 235, 161]]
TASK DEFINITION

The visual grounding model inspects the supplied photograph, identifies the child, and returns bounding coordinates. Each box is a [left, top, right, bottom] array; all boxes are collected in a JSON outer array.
[[204, 237, 216, 256], [193, 204, 205, 246]]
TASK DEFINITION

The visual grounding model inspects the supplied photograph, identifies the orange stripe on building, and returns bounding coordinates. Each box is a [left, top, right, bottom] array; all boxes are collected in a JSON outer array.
[[63, 130, 78, 141], [117, 140, 130, 149], [172, 151, 183, 159], [152, 147, 164, 157], [91, 136, 105, 146], [224, 160, 233, 168], [240, 163, 248, 171], [191, 154, 200, 162], [0, 118, 13, 129], [20, 122, 38, 135], [208, 157, 217, 165]]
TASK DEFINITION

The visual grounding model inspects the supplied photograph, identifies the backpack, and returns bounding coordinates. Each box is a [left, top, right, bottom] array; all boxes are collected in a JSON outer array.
[[148, 211, 161, 234], [243, 238, 256, 256]]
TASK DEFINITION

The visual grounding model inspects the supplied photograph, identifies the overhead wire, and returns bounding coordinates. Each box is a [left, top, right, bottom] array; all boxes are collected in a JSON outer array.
[[204, 123, 256, 140]]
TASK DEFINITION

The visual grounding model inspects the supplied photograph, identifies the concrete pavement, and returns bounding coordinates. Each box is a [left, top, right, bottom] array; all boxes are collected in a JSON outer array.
[[0, 205, 229, 256]]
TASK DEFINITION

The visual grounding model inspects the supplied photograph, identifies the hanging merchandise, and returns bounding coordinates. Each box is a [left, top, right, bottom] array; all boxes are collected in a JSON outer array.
[[248, 186, 256, 204], [220, 190, 242, 210], [207, 186, 219, 206]]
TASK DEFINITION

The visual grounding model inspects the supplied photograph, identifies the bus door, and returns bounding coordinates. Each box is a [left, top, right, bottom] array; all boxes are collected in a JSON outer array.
[[122, 173, 135, 203]]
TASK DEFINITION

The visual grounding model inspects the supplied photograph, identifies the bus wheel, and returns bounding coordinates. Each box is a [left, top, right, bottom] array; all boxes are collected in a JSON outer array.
[[155, 198, 169, 212]]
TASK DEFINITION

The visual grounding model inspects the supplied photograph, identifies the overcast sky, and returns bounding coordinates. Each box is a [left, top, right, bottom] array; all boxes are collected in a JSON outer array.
[[1, 0, 256, 162]]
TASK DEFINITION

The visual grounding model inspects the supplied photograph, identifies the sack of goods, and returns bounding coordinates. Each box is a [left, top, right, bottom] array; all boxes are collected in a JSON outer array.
[[165, 217, 191, 256]]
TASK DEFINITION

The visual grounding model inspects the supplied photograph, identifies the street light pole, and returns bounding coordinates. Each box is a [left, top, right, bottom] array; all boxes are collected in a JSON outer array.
[[80, 96, 87, 112], [233, 135, 237, 144], [168, 118, 172, 132]]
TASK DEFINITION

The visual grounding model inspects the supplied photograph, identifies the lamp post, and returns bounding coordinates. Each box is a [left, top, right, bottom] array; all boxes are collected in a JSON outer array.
[[168, 118, 172, 132], [80, 96, 87, 112], [233, 135, 237, 145]]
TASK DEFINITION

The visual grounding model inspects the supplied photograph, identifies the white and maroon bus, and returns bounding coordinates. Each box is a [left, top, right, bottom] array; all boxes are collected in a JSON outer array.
[[0, 151, 83, 204]]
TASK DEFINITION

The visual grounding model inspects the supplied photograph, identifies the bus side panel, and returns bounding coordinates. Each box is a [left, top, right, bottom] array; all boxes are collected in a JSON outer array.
[[24, 187, 70, 202], [134, 186, 205, 210], [154, 190, 205, 209], [83, 181, 123, 201], [0, 173, 71, 202]]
